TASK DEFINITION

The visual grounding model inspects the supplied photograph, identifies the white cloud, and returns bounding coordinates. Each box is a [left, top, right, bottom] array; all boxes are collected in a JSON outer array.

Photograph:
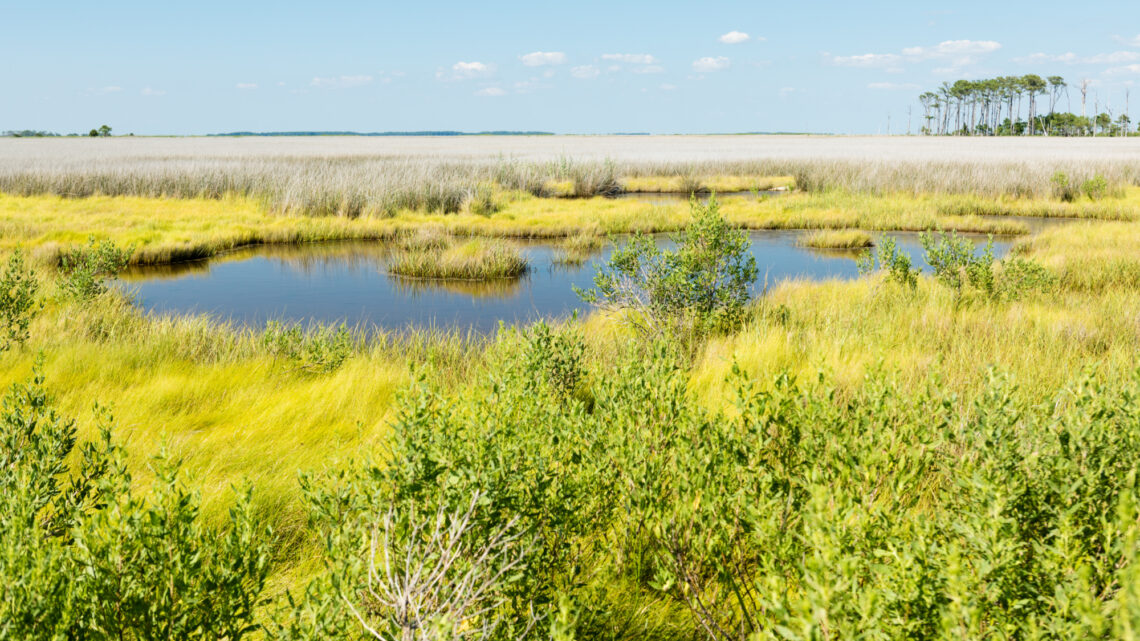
[[1106, 64, 1140, 75], [89, 86, 122, 95], [868, 82, 920, 90], [475, 87, 506, 96], [1015, 51, 1139, 65], [692, 56, 730, 72], [236, 83, 258, 90], [310, 75, 374, 88], [632, 65, 664, 74], [719, 31, 750, 44], [140, 87, 165, 96], [437, 62, 495, 81], [602, 53, 657, 64], [828, 53, 903, 68], [659, 83, 677, 91], [571, 65, 600, 79], [828, 39, 1001, 73], [1114, 34, 1140, 47], [903, 40, 1001, 58], [520, 51, 566, 66]]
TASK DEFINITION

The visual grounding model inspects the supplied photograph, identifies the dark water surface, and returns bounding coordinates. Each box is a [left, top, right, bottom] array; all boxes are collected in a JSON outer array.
[[119, 230, 1019, 333]]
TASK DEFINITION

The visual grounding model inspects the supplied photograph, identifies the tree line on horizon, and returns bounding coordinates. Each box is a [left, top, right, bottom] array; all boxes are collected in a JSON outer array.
[[916, 74, 1133, 137]]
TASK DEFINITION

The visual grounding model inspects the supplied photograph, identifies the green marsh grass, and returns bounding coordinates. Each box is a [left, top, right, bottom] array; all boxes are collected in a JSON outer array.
[[387, 238, 528, 280], [800, 229, 874, 249]]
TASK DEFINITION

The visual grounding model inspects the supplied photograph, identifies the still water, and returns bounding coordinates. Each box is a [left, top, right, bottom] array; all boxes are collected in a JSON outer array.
[[120, 230, 1015, 333]]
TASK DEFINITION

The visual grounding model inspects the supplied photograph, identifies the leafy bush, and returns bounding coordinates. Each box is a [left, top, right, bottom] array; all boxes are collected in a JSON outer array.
[[996, 255, 1058, 300], [1082, 173, 1109, 200], [0, 370, 272, 640], [920, 231, 995, 295], [261, 322, 354, 373], [521, 321, 587, 400], [856, 235, 918, 289], [285, 340, 1140, 641], [57, 238, 132, 300], [577, 194, 758, 339], [1051, 171, 1077, 202], [0, 248, 40, 352]]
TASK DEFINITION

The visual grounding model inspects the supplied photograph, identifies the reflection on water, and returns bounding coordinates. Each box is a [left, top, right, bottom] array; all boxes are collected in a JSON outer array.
[[389, 274, 525, 299], [119, 230, 1020, 333]]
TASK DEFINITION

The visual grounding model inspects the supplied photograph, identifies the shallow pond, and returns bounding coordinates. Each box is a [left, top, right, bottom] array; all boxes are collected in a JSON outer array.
[[120, 230, 1016, 333]]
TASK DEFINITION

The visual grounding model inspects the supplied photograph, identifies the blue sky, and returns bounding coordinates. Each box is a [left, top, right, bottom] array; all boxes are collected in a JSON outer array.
[[5, 0, 1140, 135]]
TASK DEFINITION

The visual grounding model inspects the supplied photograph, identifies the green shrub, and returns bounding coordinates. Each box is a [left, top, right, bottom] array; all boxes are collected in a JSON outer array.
[[857, 235, 918, 289], [921, 231, 996, 296], [997, 256, 1058, 301], [57, 238, 132, 301], [261, 322, 354, 373], [0, 370, 272, 640], [1051, 171, 1077, 202], [1082, 173, 1109, 200], [577, 194, 758, 339], [0, 248, 40, 352]]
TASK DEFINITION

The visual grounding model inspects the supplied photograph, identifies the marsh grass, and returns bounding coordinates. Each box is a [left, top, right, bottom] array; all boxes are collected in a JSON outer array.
[[553, 229, 605, 265], [800, 229, 874, 249], [387, 238, 528, 280]]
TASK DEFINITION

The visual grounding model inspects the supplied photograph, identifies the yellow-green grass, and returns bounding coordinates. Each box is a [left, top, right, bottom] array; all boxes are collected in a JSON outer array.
[[387, 238, 528, 279], [553, 229, 605, 265], [6, 216, 1140, 604], [800, 229, 874, 249], [620, 174, 795, 193], [12, 188, 1138, 269]]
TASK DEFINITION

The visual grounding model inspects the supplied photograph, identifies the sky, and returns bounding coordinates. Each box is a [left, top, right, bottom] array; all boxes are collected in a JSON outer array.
[[5, 0, 1140, 135]]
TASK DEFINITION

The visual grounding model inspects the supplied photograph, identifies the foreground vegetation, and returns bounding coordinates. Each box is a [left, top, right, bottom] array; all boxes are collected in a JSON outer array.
[[5, 150, 1140, 638]]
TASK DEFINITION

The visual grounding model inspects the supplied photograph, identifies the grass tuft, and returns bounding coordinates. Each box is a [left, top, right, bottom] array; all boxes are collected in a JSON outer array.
[[800, 229, 874, 249], [388, 238, 528, 280]]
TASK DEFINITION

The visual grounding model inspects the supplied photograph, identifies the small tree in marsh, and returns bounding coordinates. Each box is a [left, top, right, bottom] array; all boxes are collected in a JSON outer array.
[[0, 249, 41, 352], [577, 194, 758, 339]]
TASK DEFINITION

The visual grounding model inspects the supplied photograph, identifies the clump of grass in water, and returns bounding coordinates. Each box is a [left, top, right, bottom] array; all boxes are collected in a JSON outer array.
[[553, 231, 604, 266], [800, 229, 874, 249], [395, 226, 451, 251], [388, 238, 528, 280]]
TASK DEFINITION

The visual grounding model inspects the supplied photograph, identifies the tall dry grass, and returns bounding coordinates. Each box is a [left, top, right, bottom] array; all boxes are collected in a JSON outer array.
[[4, 136, 1140, 217]]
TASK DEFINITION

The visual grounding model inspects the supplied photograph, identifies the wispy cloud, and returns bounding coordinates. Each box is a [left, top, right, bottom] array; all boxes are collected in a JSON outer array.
[[571, 65, 600, 79], [310, 75, 374, 88], [475, 87, 505, 96], [719, 31, 751, 44], [441, 61, 494, 80], [827, 53, 903, 69], [1106, 64, 1140, 75], [602, 53, 657, 65], [631, 65, 664, 74], [868, 82, 920, 90], [1015, 51, 1140, 65], [659, 83, 678, 91], [827, 39, 1001, 73], [1113, 34, 1140, 47], [236, 83, 258, 90], [520, 51, 565, 66], [140, 87, 165, 96], [692, 56, 730, 72]]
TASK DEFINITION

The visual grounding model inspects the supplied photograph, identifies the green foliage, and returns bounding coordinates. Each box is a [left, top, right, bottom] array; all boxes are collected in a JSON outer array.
[[1051, 172, 1077, 202], [0, 248, 41, 352], [920, 231, 995, 295], [919, 231, 1056, 301], [1081, 174, 1109, 200], [57, 238, 132, 301], [261, 322, 354, 373], [856, 235, 918, 289], [577, 194, 758, 339], [0, 370, 272, 640], [287, 337, 1140, 641], [521, 321, 586, 400]]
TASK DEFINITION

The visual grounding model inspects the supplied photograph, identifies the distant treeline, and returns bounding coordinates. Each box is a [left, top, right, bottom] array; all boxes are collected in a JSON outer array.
[[915, 75, 1132, 136], [2, 130, 64, 137], [208, 130, 556, 137]]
